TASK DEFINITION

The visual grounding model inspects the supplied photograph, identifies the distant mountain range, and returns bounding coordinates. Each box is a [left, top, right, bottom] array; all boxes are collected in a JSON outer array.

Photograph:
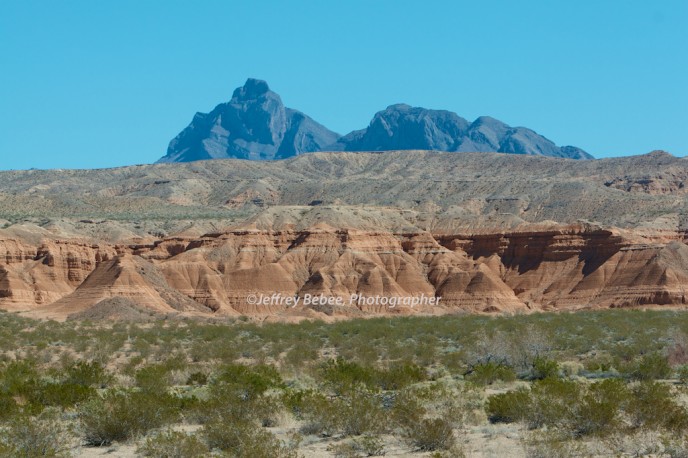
[[157, 79, 592, 163]]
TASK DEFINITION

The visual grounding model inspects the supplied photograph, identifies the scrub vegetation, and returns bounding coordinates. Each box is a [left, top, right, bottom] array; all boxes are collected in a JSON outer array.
[[0, 309, 687, 456]]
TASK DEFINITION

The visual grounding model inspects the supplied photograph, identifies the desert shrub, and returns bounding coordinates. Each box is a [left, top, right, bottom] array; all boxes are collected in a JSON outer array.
[[559, 361, 583, 378], [122, 355, 145, 376], [526, 378, 581, 430], [202, 419, 298, 457], [327, 442, 363, 458], [196, 366, 283, 427], [583, 356, 614, 373], [491, 377, 687, 437], [389, 388, 427, 429], [283, 342, 319, 369], [0, 392, 18, 419], [0, 410, 72, 457], [327, 435, 385, 458], [66, 361, 111, 388], [486, 388, 530, 423], [402, 417, 455, 451], [0, 360, 39, 395], [212, 363, 283, 400], [375, 361, 427, 390], [624, 352, 672, 381], [286, 386, 385, 437], [319, 358, 377, 393], [626, 381, 688, 432], [388, 383, 465, 451], [282, 388, 319, 421], [28, 381, 95, 408], [79, 390, 180, 445], [571, 378, 628, 436], [137, 429, 210, 458], [255, 395, 283, 427], [677, 365, 688, 384], [663, 435, 688, 458], [0, 360, 97, 412], [439, 350, 467, 374], [466, 362, 516, 385], [530, 357, 560, 380], [337, 386, 387, 436], [668, 337, 688, 366], [186, 371, 208, 386], [299, 398, 339, 435], [411, 382, 476, 427], [135, 364, 173, 392], [522, 430, 587, 458], [354, 434, 385, 456]]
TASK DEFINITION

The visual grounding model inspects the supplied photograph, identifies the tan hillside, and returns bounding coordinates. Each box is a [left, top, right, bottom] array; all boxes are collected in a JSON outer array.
[[1, 150, 688, 320]]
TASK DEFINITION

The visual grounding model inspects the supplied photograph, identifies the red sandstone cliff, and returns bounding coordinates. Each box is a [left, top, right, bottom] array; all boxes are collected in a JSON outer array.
[[2, 224, 688, 321]]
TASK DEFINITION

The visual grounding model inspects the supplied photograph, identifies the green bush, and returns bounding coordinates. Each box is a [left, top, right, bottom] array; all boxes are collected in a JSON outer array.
[[79, 390, 180, 445], [28, 381, 95, 408], [186, 371, 208, 386], [486, 388, 530, 423], [624, 353, 672, 381], [0, 360, 39, 400], [677, 365, 688, 384], [0, 392, 18, 419], [135, 364, 171, 392], [198, 367, 282, 427], [403, 417, 456, 452], [212, 364, 283, 401], [336, 386, 387, 436], [530, 357, 560, 381], [327, 436, 386, 458], [289, 389, 339, 435], [389, 388, 426, 429], [571, 378, 628, 436], [66, 361, 111, 388], [466, 362, 516, 385], [286, 386, 385, 437], [583, 356, 613, 373], [137, 429, 210, 458], [627, 381, 688, 432], [526, 378, 581, 430], [521, 430, 587, 458], [319, 358, 377, 393], [375, 362, 427, 390], [202, 419, 298, 458], [354, 434, 385, 456], [0, 410, 72, 457]]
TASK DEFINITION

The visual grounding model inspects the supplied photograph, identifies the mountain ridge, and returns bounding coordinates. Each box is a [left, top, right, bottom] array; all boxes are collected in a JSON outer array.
[[157, 79, 592, 162]]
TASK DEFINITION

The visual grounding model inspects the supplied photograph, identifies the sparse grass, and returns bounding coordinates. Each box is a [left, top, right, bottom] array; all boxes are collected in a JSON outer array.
[[0, 309, 687, 455]]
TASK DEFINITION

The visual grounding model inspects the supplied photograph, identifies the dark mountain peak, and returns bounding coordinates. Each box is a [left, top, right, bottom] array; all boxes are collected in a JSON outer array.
[[646, 150, 674, 158], [157, 80, 338, 163], [472, 116, 507, 128], [385, 103, 412, 111], [159, 79, 593, 162], [232, 78, 272, 101], [336, 108, 592, 159]]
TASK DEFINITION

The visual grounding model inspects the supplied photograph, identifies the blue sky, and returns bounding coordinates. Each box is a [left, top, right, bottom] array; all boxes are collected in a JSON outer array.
[[1, 1, 686, 170]]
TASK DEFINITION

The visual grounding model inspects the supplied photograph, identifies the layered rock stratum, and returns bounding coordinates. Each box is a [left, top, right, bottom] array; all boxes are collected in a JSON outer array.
[[1, 150, 687, 320]]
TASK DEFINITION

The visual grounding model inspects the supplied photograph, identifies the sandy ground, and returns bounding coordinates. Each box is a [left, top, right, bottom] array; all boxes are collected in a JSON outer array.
[[68, 422, 526, 457]]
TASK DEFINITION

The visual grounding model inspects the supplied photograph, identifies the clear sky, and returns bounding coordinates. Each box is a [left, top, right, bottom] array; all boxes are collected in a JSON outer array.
[[1, 1, 686, 170]]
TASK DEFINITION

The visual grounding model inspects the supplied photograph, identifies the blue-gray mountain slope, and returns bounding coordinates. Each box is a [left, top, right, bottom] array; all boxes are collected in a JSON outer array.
[[158, 79, 592, 162]]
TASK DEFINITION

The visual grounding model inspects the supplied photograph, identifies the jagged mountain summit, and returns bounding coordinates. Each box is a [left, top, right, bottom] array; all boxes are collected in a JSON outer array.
[[158, 79, 592, 162], [331, 104, 592, 159], [158, 79, 340, 162]]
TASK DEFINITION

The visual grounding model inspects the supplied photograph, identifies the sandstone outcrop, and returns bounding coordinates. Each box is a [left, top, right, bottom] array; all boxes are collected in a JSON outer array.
[[3, 224, 688, 321], [2, 151, 688, 321]]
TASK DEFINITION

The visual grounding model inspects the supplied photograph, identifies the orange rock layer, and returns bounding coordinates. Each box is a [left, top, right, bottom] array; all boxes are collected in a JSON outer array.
[[2, 225, 688, 320]]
